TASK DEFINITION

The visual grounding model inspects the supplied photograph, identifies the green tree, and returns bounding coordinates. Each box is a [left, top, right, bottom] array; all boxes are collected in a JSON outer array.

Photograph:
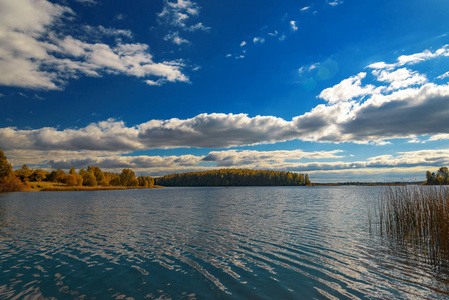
[[0, 147, 13, 182]]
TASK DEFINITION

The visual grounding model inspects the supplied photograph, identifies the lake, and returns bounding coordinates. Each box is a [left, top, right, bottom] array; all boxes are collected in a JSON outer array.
[[0, 186, 448, 299]]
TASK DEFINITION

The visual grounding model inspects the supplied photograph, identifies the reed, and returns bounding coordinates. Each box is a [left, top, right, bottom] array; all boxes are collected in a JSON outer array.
[[372, 186, 449, 263]]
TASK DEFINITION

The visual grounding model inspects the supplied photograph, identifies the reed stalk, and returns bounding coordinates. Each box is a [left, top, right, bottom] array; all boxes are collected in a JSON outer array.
[[372, 186, 449, 264]]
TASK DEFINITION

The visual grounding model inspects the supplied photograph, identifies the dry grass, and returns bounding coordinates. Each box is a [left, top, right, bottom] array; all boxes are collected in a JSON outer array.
[[371, 186, 449, 263], [4, 181, 163, 192], [36, 184, 163, 192], [28, 181, 67, 191]]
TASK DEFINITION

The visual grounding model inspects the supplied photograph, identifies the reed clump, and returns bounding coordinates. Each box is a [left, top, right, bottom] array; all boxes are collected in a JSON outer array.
[[374, 186, 449, 262]]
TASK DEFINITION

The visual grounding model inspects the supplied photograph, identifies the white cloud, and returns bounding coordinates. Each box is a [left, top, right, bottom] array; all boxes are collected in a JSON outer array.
[[268, 31, 278, 36], [436, 71, 449, 80], [407, 137, 424, 144], [164, 31, 189, 45], [372, 68, 427, 91], [368, 45, 449, 70], [2, 44, 449, 158], [309, 63, 319, 71], [253, 37, 265, 44], [2, 79, 449, 151], [240, 41, 247, 47], [301, 6, 310, 11], [290, 20, 298, 31], [15, 146, 449, 178], [83, 25, 133, 39], [187, 22, 210, 31], [428, 134, 449, 141], [74, 0, 97, 4], [158, 0, 209, 32], [319, 72, 377, 103], [0, 0, 190, 90], [328, 0, 343, 6], [225, 54, 232, 58]]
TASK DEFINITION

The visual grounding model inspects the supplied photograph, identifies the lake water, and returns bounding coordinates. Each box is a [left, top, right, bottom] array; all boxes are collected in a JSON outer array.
[[0, 186, 448, 299]]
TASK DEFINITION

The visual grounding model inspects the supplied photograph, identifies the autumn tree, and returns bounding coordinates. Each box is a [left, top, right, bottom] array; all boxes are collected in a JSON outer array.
[[0, 147, 13, 182], [30, 169, 47, 182], [87, 166, 107, 185], [82, 171, 97, 187], [47, 169, 66, 183], [120, 168, 138, 186], [138, 176, 154, 187], [15, 164, 33, 182]]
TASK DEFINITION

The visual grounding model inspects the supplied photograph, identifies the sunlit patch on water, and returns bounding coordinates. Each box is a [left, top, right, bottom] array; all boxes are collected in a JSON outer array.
[[0, 187, 448, 299]]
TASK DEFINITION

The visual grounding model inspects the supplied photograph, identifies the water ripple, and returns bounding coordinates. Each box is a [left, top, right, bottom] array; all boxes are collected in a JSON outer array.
[[0, 187, 448, 299]]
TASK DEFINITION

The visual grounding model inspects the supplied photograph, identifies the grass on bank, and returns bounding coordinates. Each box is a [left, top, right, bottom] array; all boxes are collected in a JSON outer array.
[[0, 181, 162, 192], [371, 186, 449, 263]]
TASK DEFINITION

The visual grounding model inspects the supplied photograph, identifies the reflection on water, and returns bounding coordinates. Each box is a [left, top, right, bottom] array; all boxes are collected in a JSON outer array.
[[0, 187, 448, 299]]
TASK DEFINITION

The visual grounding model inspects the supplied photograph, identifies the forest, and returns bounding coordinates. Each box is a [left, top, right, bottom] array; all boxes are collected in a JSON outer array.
[[0, 147, 154, 192], [425, 167, 449, 185], [155, 169, 311, 187]]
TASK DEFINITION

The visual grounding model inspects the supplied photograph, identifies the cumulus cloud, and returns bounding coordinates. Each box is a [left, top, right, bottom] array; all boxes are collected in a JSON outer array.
[[0, 0, 189, 90], [2, 80, 449, 152], [2, 44, 449, 159], [319, 72, 377, 103], [372, 68, 427, 91], [301, 6, 310, 11]]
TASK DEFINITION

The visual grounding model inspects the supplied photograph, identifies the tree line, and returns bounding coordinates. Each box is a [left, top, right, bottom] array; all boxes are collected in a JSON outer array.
[[0, 147, 154, 191], [425, 167, 449, 185], [155, 169, 311, 187]]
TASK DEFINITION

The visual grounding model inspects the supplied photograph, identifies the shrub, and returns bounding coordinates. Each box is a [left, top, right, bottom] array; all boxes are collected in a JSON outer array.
[[0, 176, 31, 192]]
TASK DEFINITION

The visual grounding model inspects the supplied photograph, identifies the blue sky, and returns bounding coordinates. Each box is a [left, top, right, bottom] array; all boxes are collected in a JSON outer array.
[[1, 0, 449, 182]]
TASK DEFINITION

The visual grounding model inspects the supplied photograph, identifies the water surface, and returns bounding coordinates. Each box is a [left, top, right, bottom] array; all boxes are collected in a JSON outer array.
[[0, 186, 448, 299]]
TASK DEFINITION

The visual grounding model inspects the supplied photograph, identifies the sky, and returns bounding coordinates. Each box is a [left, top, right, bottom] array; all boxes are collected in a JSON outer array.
[[1, 0, 449, 182]]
